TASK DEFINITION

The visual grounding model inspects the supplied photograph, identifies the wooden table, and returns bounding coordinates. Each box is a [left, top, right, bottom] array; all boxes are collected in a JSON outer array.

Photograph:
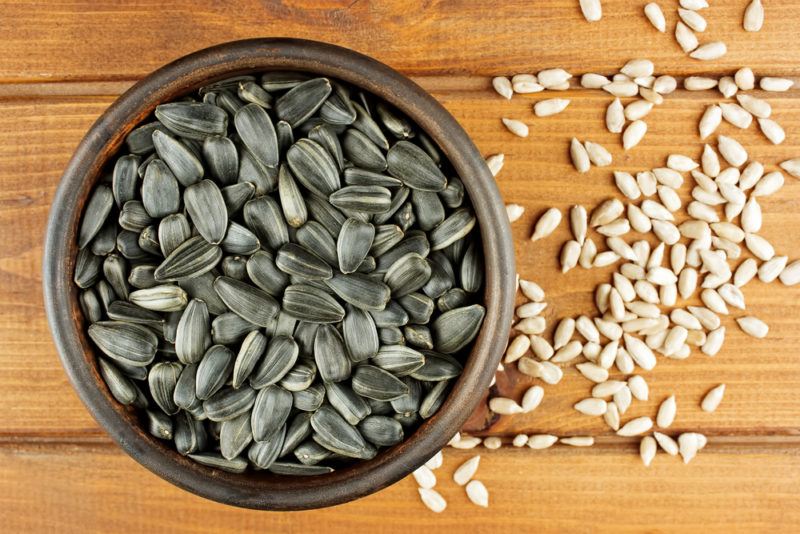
[[2, 1, 799, 531]]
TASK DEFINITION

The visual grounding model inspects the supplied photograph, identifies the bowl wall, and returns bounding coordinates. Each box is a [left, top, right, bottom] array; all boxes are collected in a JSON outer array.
[[43, 38, 516, 510]]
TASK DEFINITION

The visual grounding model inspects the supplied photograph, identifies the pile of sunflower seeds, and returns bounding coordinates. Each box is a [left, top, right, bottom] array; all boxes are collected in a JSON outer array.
[[75, 71, 487, 474]]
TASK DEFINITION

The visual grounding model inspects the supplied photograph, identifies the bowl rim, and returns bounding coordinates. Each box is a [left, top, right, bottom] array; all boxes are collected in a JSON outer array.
[[42, 38, 515, 510]]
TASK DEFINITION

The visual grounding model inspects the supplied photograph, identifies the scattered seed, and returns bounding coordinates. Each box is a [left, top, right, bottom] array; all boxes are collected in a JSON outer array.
[[701, 384, 726, 412], [530, 208, 562, 241], [736, 316, 768, 338], [560, 436, 594, 447], [760, 77, 794, 92], [492, 76, 513, 99], [640, 436, 657, 467]]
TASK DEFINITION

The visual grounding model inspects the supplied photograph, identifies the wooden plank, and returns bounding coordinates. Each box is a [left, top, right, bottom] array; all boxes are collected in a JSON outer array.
[[1, 86, 799, 440], [0, 442, 797, 532], [1, 1, 800, 83]]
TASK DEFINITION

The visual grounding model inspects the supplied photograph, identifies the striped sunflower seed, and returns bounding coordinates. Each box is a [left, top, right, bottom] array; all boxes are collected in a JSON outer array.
[[152, 130, 204, 187], [213, 276, 280, 327], [352, 365, 409, 401], [324, 382, 370, 425], [196, 345, 235, 400], [251, 385, 293, 441], [155, 102, 227, 140], [184, 179, 227, 244], [249, 335, 299, 389], [287, 138, 340, 197], [282, 284, 345, 323]]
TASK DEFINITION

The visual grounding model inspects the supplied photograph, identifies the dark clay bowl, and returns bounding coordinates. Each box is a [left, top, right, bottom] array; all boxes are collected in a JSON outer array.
[[43, 38, 515, 510]]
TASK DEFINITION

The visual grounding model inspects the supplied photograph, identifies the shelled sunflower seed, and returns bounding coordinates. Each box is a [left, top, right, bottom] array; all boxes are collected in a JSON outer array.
[[77, 71, 487, 475]]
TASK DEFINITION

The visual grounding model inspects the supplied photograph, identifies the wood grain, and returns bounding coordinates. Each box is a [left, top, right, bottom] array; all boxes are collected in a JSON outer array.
[[2, 84, 800, 439], [1, 443, 798, 532], [2, 1, 800, 82]]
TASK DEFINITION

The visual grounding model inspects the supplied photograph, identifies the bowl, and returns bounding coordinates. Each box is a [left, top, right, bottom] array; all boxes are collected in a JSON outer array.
[[43, 38, 515, 510]]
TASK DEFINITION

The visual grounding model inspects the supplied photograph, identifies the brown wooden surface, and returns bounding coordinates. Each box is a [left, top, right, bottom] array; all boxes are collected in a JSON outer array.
[[2, 0, 800, 531]]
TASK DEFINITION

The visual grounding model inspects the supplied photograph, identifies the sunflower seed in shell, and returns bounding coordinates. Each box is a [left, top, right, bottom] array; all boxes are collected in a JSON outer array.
[[182, 180, 227, 245], [271, 167, 308, 229], [323, 272, 391, 312], [313, 324, 352, 383], [430, 304, 485, 354], [237, 148, 277, 195], [155, 102, 227, 140], [143, 408, 173, 441], [274, 243, 333, 281], [219, 183, 254, 219], [218, 412, 253, 460], [292, 383, 325, 412], [105, 301, 162, 330], [78, 184, 114, 250], [278, 413, 312, 457], [125, 122, 169, 155], [174, 411, 208, 456], [397, 292, 434, 325], [379, 327, 403, 345], [315, 81, 355, 125], [202, 385, 257, 423], [155, 237, 221, 285], [292, 223, 338, 270], [115, 229, 148, 260], [236, 80, 272, 108], [339, 128, 387, 172], [323, 382, 371, 426], [381, 140, 448, 192], [195, 344, 235, 400], [173, 363, 202, 413], [278, 360, 318, 392], [293, 440, 333, 466], [213, 276, 280, 327], [187, 452, 247, 473], [350, 365, 409, 401], [232, 103, 279, 168], [269, 461, 334, 476], [306, 124, 343, 171], [98, 358, 138, 405], [139, 160, 180, 218], [274, 77, 332, 127], [403, 325, 433, 349], [229, 330, 267, 389], [332, 218, 375, 274], [74, 248, 102, 289], [240, 252, 288, 298], [411, 352, 463, 385], [384, 253, 433, 297], [356, 415, 404, 447], [147, 361, 182, 415], [151, 129, 204, 187], [245, 424, 285, 470], [248, 335, 299, 390], [109, 156, 141, 209], [88, 320, 160, 368], [286, 138, 340, 197], [418, 379, 452, 419], [80, 289, 103, 324], [340, 305, 380, 363], [311, 404, 368, 458], [152, 216, 190, 259], [347, 99, 386, 147], [282, 284, 346, 323], [89, 221, 118, 256], [127, 285, 187, 313], [369, 300, 409, 328], [370, 345, 425, 376], [250, 385, 293, 442]]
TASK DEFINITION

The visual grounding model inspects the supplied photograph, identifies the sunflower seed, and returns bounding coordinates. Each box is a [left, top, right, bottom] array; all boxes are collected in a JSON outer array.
[[760, 77, 794, 92], [737, 316, 768, 338], [383, 140, 448, 192], [488, 397, 523, 416], [249, 385, 293, 442], [155, 102, 227, 140], [603, 80, 639, 97], [309, 404, 367, 457], [195, 345, 235, 400], [492, 76, 514, 99], [605, 98, 625, 134], [282, 284, 345, 323], [623, 120, 647, 150], [174, 412, 208, 455], [152, 130, 203, 187], [203, 385, 257, 423], [292, 383, 324, 412], [242, 336, 297, 390], [570, 138, 591, 172], [718, 76, 738, 98]]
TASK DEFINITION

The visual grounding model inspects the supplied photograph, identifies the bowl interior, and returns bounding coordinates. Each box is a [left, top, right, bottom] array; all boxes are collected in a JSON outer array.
[[44, 38, 515, 510]]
